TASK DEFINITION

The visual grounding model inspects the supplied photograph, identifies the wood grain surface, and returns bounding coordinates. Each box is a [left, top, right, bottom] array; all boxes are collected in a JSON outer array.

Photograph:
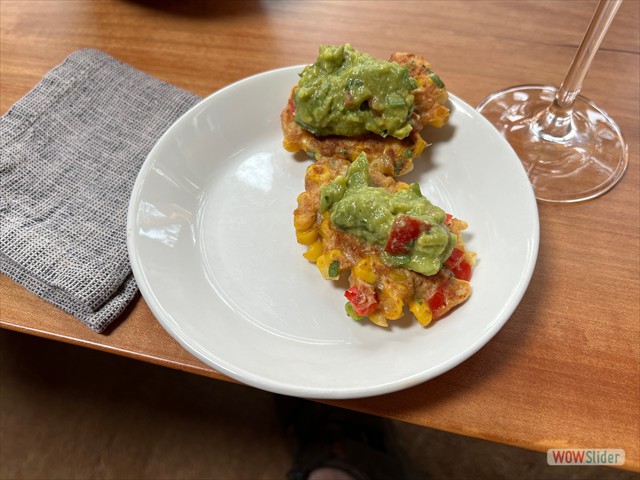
[[1, 0, 638, 471]]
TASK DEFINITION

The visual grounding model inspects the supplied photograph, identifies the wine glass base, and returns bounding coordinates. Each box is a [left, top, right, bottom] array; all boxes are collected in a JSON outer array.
[[477, 85, 628, 203]]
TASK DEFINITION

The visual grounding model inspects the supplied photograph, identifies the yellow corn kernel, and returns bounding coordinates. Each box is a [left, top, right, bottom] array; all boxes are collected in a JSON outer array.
[[306, 164, 332, 183], [465, 250, 478, 267], [294, 211, 316, 231], [428, 105, 450, 128], [414, 135, 428, 157], [368, 312, 389, 328], [316, 250, 343, 280], [353, 257, 378, 284], [327, 249, 345, 263], [380, 291, 404, 320], [283, 137, 300, 153], [296, 227, 318, 246], [303, 240, 323, 263], [383, 277, 411, 302], [320, 216, 334, 239], [316, 254, 329, 278], [388, 268, 408, 283], [296, 191, 310, 205], [409, 299, 433, 327]]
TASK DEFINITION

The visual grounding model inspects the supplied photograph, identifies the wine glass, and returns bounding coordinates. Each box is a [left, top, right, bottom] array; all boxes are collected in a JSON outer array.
[[476, 0, 628, 203]]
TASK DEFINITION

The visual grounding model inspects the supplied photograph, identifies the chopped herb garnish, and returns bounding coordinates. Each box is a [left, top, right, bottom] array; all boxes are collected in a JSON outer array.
[[328, 260, 340, 278], [430, 73, 445, 89]]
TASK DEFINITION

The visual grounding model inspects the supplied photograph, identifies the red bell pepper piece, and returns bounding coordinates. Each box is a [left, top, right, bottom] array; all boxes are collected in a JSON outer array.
[[445, 247, 464, 269], [385, 215, 429, 255], [452, 261, 472, 281], [344, 285, 378, 317], [427, 285, 447, 312], [445, 247, 472, 281], [288, 95, 296, 115]]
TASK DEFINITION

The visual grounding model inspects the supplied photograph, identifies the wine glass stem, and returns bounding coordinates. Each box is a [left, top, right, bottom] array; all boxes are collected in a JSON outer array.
[[535, 0, 623, 139]]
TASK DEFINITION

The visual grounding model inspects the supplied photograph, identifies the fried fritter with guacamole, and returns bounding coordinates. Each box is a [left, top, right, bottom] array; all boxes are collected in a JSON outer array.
[[281, 44, 449, 177], [293, 153, 474, 327]]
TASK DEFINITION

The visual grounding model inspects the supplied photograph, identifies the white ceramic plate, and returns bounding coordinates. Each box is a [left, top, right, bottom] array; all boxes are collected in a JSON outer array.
[[127, 66, 539, 399]]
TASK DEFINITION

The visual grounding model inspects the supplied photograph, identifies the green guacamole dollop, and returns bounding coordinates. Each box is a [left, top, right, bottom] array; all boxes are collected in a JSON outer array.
[[320, 153, 456, 276], [294, 44, 417, 140]]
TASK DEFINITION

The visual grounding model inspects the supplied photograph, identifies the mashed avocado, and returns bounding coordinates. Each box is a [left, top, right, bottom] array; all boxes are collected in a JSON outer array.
[[320, 154, 456, 276], [294, 44, 417, 140]]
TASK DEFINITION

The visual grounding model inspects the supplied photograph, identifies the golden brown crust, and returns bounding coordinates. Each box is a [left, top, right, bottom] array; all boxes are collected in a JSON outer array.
[[389, 52, 450, 129]]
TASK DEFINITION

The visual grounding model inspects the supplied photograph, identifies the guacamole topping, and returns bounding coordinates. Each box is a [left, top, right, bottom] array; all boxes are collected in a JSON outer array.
[[294, 44, 417, 140], [320, 154, 457, 276]]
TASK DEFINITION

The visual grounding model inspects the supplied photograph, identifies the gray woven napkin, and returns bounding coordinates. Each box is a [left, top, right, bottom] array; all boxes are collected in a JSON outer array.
[[0, 49, 201, 332]]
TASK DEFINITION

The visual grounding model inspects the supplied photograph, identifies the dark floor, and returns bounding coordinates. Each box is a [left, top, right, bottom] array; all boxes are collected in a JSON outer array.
[[0, 329, 636, 480]]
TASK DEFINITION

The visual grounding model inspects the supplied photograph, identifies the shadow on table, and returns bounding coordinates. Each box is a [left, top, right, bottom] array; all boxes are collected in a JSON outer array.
[[122, 0, 264, 18], [2, 329, 635, 480]]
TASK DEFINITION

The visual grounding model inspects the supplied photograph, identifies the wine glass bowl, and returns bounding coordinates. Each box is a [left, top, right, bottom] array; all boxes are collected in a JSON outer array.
[[477, 0, 628, 203], [477, 84, 628, 203]]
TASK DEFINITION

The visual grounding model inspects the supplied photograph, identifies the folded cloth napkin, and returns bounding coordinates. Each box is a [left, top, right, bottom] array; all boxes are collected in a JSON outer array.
[[0, 49, 201, 332]]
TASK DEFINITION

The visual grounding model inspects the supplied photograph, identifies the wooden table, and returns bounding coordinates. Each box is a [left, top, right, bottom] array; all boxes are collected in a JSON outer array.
[[2, 0, 638, 471]]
